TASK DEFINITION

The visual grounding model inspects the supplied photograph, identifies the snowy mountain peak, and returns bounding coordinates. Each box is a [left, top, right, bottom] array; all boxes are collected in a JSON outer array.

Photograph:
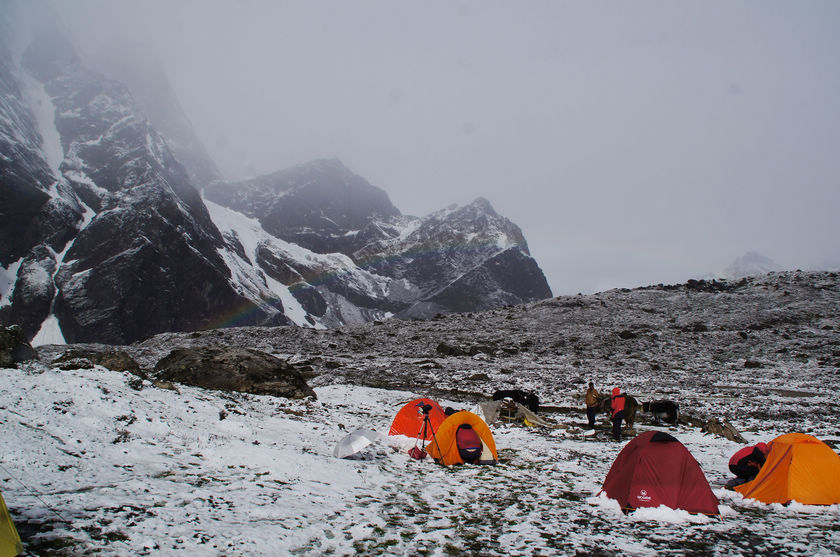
[[720, 251, 784, 280], [468, 196, 497, 215]]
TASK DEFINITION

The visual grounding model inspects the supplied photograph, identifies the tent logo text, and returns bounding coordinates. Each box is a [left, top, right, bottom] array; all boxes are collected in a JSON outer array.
[[637, 489, 652, 502]]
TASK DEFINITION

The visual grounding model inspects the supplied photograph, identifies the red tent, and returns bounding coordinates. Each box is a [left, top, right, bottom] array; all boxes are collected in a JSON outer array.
[[601, 431, 719, 515], [388, 398, 447, 441]]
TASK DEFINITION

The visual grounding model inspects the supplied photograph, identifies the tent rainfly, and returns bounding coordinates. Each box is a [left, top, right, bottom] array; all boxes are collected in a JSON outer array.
[[601, 431, 719, 515], [389, 398, 447, 440], [735, 432, 840, 505], [427, 410, 498, 466], [0, 490, 22, 557]]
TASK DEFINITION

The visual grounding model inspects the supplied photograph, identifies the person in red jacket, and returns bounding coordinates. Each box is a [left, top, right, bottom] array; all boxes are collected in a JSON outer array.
[[610, 387, 626, 441], [728, 442, 769, 481]]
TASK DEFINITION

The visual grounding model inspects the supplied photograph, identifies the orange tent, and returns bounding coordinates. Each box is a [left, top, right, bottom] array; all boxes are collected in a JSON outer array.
[[735, 432, 840, 505], [389, 398, 447, 441], [427, 411, 498, 466]]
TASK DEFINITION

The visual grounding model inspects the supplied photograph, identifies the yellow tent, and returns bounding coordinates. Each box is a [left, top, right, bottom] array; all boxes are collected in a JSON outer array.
[[0, 491, 22, 557], [735, 432, 840, 505], [427, 411, 498, 466]]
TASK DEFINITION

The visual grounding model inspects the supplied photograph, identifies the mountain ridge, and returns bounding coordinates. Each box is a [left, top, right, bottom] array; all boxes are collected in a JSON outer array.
[[0, 30, 552, 343]]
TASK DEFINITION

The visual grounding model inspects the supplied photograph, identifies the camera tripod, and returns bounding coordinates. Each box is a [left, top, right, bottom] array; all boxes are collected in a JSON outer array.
[[409, 403, 440, 460]]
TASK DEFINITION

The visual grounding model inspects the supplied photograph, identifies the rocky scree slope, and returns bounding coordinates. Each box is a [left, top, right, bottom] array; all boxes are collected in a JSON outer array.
[[14, 270, 840, 556], [42, 270, 839, 440]]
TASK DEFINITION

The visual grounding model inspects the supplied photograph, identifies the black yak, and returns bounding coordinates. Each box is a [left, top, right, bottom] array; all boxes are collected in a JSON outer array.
[[641, 400, 679, 424], [492, 389, 540, 413]]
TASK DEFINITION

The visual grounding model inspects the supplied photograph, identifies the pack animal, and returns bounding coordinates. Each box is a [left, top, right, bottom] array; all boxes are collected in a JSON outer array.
[[641, 400, 679, 424], [599, 394, 638, 429], [492, 390, 540, 413]]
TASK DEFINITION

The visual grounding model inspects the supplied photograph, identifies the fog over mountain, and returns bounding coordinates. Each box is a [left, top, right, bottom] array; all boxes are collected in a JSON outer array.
[[0, 12, 552, 344], [4, 1, 840, 295]]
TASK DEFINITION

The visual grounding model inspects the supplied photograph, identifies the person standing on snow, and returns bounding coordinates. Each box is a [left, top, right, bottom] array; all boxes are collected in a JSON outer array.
[[610, 387, 626, 441], [585, 382, 600, 429]]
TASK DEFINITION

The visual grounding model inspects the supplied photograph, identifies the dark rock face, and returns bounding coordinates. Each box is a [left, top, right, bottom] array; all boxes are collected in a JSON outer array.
[[1, 245, 56, 336], [255, 244, 304, 286], [0, 325, 39, 368], [418, 247, 552, 316], [95, 43, 222, 188], [354, 198, 552, 316], [209, 172, 554, 325], [1, 31, 277, 343], [154, 347, 316, 399], [52, 198, 280, 344], [0, 37, 82, 266], [289, 284, 328, 318], [205, 159, 402, 254]]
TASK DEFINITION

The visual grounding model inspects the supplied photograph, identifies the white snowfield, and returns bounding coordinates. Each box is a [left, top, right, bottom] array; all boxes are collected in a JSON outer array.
[[0, 362, 838, 556]]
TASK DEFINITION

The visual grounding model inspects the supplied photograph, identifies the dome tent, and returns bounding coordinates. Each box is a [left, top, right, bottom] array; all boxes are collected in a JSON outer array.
[[734, 432, 840, 505], [0, 490, 22, 557], [427, 411, 498, 466], [388, 398, 447, 441], [601, 431, 719, 515]]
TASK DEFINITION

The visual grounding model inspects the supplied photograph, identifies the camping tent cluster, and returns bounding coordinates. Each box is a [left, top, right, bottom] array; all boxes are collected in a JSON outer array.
[[592, 430, 840, 515], [388, 398, 499, 466], [334, 396, 840, 517]]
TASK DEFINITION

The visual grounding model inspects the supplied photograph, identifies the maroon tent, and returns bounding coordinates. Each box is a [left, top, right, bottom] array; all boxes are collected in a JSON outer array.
[[601, 431, 719, 515]]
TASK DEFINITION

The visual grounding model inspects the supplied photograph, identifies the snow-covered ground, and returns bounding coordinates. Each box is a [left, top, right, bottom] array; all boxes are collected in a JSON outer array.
[[1, 361, 838, 556]]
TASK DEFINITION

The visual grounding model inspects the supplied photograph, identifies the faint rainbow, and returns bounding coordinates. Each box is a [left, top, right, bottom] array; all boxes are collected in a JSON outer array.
[[206, 240, 521, 329]]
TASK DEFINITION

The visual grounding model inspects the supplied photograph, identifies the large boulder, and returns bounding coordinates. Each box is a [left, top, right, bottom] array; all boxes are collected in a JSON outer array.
[[52, 348, 142, 376], [0, 325, 39, 368], [153, 347, 316, 399]]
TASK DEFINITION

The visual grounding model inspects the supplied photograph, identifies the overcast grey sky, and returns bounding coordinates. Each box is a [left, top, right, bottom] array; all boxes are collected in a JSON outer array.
[[36, 1, 840, 293]]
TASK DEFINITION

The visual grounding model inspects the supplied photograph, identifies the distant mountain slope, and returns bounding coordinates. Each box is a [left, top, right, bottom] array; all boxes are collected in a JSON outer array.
[[1, 27, 552, 343], [206, 164, 552, 320], [204, 158, 402, 254], [720, 251, 784, 280]]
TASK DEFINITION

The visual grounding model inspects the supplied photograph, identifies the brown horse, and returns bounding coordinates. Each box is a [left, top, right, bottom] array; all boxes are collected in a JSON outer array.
[[599, 394, 638, 429]]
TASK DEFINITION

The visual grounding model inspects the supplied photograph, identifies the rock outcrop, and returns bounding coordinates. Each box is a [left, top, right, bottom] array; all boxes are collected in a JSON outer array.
[[154, 346, 316, 399], [0, 325, 39, 368]]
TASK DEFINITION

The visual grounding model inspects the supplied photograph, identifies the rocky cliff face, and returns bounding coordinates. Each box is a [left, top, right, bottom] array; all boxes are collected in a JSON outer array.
[[206, 164, 552, 323], [1, 29, 552, 344], [94, 42, 222, 189], [1, 31, 277, 344], [204, 158, 402, 254]]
